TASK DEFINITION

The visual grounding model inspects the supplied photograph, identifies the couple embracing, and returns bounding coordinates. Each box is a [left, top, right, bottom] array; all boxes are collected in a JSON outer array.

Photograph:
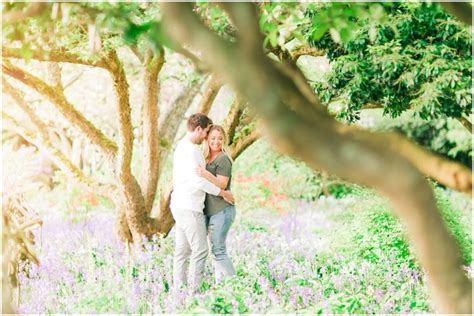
[[170, 113, 237, 291]]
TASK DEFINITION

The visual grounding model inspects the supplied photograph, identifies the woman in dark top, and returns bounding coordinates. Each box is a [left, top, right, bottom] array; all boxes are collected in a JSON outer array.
[[196, 125, 236, 283]]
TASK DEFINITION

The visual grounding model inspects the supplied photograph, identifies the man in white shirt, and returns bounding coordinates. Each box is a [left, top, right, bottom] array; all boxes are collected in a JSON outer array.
[[170, 113, 234, 291]]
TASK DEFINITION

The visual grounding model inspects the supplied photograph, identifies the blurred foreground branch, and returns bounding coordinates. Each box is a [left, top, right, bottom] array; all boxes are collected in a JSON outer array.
[[161, 3, 472, 313]]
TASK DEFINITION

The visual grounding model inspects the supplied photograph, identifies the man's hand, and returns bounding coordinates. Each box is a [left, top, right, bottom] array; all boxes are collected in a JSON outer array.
[[219, 190, 235, 205], [196, 166, 213, 180], [196, 165, 206, 177]]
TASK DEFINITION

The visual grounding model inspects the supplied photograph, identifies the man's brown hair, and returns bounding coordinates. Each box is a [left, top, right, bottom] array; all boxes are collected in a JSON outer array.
[[187, 113, 213, 131]]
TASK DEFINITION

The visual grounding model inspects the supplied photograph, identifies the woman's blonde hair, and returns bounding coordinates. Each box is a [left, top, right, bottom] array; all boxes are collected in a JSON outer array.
[[203, 125, 233, 163]]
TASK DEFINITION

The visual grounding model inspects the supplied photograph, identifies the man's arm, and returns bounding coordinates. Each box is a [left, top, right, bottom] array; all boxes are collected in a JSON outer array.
[[197, 166, 229, 189], [194, 175, 234, 204], [189, 146, 235, 204], [189, 145, 222, 195]]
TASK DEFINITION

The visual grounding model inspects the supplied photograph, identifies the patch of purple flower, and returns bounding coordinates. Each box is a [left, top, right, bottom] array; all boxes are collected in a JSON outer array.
[[15, 197, 461, 313]]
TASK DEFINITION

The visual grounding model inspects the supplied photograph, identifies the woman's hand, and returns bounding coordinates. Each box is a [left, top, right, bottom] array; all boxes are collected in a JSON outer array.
[[220, 190, 235, 205]]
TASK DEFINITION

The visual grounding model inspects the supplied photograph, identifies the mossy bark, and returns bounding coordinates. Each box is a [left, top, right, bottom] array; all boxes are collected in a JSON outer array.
[[197, 74, 221, 115], [107, 50, 153, 242], [140, 49, 165, 213]]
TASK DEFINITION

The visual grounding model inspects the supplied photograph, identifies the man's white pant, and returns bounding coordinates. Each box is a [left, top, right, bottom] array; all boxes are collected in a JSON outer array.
[[171, 209, 208, 290]]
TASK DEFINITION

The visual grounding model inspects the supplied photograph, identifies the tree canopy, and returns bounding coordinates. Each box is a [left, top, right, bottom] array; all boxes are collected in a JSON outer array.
[[308, 3, 471, 128]]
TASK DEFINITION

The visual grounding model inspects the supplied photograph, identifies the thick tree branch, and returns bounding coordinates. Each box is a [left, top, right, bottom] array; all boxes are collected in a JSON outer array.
[[161, 3, 472, 312], [290, 47, 326, 60], [358, 128, 473, 191], [228, 4, 474, 189], [140, 48, 165, 213], [456, 116, 472, 132], [267, 44, 326, 61], [197, 74, 222, 115], [229, 129, 261, 160], [360, 102, 383, 110], [2, 60, 118, 159], [105, 50, 153, 240], [2, 3, 48, 24], [265, 38, 326, 114], [359, 103, 473, 134], [2, 47, 109, 69], [440, 2, 472, 25], [223, 97, 244, 145], [129, 45, 144, 64], [266, 44, 292, 61], [163, 3, 472, 191], [155, 184, 175, 237], [172, 46, 209, 73]]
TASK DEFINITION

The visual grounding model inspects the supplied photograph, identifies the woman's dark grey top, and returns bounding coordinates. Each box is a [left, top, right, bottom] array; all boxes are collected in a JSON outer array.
[[204, 152, 232, 216]]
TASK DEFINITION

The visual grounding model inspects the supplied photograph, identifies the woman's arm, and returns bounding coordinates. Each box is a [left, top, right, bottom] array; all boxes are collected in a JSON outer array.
[[197, 166, 229, 190]]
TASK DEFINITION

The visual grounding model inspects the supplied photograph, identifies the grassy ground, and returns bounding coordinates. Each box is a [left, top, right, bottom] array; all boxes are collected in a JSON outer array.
[[16, 184, 471, 313]]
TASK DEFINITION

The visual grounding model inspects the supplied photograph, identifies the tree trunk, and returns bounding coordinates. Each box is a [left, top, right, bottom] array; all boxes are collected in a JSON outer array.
[[155, 184, 175, 237], [197, 74, 222, 114], [106, 50, 154, 243], [223, 97, 244, 144], [115, 204, 133, 243], [138, 76, 213, 238], [140, 49, 165, 213]]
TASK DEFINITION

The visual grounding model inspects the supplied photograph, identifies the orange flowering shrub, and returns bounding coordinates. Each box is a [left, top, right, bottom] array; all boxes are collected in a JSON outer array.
[[234, 173, 289, 214]]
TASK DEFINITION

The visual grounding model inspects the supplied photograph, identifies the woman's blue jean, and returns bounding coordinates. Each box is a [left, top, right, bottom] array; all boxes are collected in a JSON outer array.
[[206, 205, 236, 283]]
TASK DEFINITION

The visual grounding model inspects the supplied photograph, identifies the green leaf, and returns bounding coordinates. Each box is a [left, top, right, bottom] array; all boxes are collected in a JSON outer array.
[[311, 23, 329, 41], [123, 22, 152, 45], [339, 27, 352, 43], [19, 42, 33, 63]]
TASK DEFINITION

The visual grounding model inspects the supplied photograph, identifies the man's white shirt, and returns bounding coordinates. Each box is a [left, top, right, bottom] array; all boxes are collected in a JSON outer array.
[[170, 137, 221, 213]]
